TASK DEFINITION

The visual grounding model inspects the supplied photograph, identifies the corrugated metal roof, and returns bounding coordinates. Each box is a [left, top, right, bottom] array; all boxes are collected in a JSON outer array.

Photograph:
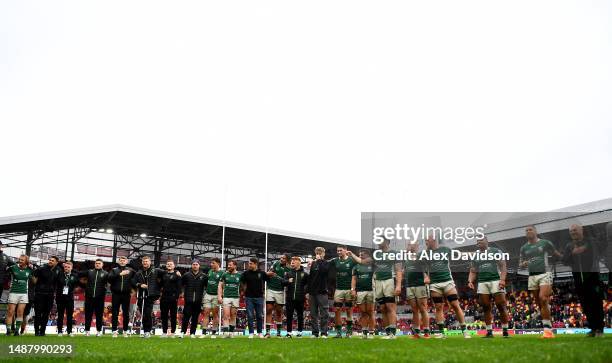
[[0, 204, 359, 246]]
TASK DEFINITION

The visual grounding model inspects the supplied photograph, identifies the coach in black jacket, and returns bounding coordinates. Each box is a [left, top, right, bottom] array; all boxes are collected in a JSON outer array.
[[160, 260, 182, 336], [56, 261, 79, 336], [80, 259, 109, 335], [133, 256, 164, 337], [307, 247, 330, 337], [32, 256, 60, 336], [108, 256, 135, 336], [563, 224, 605, 337], [284, 256, 309, 336], [180, 260, 206, 336]]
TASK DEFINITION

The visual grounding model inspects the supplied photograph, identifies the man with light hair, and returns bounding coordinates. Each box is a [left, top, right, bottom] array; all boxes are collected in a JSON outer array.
[[5, 255, 32, 336], [519, 225, 562, 339]]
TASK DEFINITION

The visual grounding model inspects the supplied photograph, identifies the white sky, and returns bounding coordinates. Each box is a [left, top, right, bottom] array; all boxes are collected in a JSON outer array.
[[1, 1, 610, 242]]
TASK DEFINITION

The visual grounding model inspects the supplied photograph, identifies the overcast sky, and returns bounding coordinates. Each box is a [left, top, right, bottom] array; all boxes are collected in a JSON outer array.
[[1, 1, 610, 242]]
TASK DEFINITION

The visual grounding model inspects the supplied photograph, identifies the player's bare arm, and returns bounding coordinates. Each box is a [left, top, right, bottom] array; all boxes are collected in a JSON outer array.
[[497, 259, 507, 289], [394, 262, 402, 296], [217, 281, 224, 304], [467, 267, 477, 290]]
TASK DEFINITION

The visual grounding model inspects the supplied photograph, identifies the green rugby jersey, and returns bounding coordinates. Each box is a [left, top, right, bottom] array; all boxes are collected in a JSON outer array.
[[206, 269, 224, 295], [425, 246, 453, 284], [520, 239, 556, 276], [471, 247, 502, 282], [352, 264, 373, 292], [220, 271, 242, 298], [267, 261, 290, 292], [403, 258, 425, 287], [8, 265, 33, 294], [374, 249, 398, 280], [332, 256, 357, 290]]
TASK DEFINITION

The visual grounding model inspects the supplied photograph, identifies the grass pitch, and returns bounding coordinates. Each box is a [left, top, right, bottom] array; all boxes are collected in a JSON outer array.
[[0, 334, 611, 363]]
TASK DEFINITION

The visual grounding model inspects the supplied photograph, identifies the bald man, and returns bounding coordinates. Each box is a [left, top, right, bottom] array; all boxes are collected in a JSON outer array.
[[562, 224, 604, 337]]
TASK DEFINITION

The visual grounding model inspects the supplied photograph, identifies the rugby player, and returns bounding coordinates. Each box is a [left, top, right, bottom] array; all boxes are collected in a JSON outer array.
[[218, 260, 242, 337], [424, 236, 470, 339], [468, 237, 510, 338], [330, 245, 360, 338], [519, 225, 562, 339], [20, 278, 35, 335], [373, 238, 403, 339], [265, 254, 290, 337], [5, 255, 32, 336], [404, 241, 430, 339], [202, 257, 223, 338], [351, 250, 375, 339]]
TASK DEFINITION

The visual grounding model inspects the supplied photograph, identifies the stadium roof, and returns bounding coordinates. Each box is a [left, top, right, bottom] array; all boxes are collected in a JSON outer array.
[[454, 199, 612, 275], [0, 204, 359, 266], [483, 198, 612, 242]]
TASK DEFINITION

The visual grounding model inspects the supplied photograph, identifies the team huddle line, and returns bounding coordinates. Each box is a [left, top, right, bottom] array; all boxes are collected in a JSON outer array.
[[0, 223, 605, 339]]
